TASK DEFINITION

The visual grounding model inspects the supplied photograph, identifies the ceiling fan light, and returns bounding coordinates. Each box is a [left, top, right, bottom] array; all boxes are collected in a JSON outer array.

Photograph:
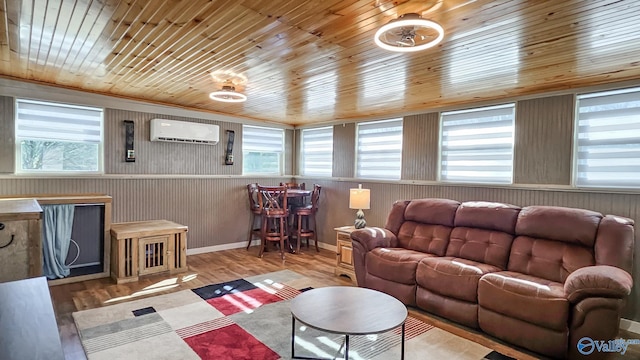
[[209, 85, 247, 103], [374, 14, 444, 52]]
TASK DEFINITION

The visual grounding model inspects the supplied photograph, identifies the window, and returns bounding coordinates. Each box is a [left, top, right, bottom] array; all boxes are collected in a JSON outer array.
[[15, 99, 103, 173], [242, 125, 284, 174], [440, 104, 515, 183], [301, 127, 333, 176], [356, 119, 403, 179], [575, 87, 640, 188]]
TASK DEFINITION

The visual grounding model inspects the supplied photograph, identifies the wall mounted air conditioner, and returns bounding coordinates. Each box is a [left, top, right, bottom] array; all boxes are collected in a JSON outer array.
[[150, 119, 219, 145]]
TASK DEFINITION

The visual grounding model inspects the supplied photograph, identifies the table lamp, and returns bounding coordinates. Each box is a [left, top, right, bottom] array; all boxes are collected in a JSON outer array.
[[349, 184, 370, 229]]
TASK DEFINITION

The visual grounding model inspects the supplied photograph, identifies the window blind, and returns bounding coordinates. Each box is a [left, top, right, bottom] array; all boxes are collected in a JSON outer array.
[[576, 87, 640, 188], [242, 125, 284, 174], [243, 125, 284, 153], [16, 100, 102, 143], [356, 119, 402, 179], [440, 104, 514, 183], [301, 127, 333, 176]]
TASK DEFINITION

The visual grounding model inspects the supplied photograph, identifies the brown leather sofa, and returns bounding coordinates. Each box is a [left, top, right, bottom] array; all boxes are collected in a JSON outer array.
[[351, 198, 634, 359]]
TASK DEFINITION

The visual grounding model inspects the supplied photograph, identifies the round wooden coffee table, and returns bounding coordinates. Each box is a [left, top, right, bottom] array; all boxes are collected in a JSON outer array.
[[290, 286, 408, 360]]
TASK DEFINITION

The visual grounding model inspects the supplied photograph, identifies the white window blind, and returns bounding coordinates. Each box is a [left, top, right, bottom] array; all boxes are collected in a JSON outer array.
[[16, 99, 103, 173], [242, 125, 284, 174], [576, 87, 640, 188], [356, 119, 402, 179], [301, 127, 333, 176], [440, 104, 514, 183]]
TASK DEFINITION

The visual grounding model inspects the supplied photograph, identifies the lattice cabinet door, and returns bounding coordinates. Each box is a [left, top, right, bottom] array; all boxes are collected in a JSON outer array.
[[138, 235, 170, 276]]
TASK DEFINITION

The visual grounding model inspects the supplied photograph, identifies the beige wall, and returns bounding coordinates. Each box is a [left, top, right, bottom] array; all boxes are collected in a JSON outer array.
[[104, 108, 243, 175], [332, 123, 355, 178], [514, 95, 575, 185], [401, 113, 439, 181], [0, 96, 14, 173]]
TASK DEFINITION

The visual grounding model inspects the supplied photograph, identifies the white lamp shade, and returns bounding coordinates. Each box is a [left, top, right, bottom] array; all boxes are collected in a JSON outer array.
[[349, 187, 370, 210]]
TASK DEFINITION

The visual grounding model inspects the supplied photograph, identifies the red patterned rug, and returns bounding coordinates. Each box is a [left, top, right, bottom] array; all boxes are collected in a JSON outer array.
[[73, 270, 511, 359]]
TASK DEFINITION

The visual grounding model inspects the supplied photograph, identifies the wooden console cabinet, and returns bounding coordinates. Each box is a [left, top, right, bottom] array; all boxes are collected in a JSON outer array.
[[110, 220, 188, 284]]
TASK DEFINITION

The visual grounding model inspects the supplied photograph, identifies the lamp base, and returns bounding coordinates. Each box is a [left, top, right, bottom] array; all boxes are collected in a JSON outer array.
[[354, 209, 366, 229]]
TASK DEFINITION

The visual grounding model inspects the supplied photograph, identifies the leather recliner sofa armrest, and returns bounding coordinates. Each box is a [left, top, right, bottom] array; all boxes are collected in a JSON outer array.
[[564, 265, 633, 303], [350, 227, 397, 252]]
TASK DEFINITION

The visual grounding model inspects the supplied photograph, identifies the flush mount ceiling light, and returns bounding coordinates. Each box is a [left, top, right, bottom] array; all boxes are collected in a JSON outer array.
[[374, 13, 444, 52], [209, 83, 247, 103]]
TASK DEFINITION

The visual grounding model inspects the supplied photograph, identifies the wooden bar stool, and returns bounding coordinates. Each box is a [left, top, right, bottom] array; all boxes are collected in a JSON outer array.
[[246, 183, 262, 250], [257, 185, 289, 260], [293, 184, 321, 254]]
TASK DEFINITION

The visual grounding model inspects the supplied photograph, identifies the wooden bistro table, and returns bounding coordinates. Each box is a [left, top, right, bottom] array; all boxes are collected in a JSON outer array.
[[290, 286, 408, 360]]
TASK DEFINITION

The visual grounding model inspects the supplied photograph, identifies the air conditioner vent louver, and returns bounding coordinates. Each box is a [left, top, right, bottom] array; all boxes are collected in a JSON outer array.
[[150, 119, 219, 145]]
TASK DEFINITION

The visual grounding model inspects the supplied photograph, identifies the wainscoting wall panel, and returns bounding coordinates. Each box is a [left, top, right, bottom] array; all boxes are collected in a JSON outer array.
[[300, 177, 640, 320], [0, 176, 288, 250], [514, 95, 574, 185], [0, 96, 14, 173], [401, 113, 439, 181]]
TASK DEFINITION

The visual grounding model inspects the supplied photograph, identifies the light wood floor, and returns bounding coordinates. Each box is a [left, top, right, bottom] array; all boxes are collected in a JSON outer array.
[[49, 247, 639, 360]]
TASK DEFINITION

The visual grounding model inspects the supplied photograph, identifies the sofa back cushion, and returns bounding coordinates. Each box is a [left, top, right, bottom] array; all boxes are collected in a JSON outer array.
[[515, 206, 602, 247], [508, 205, 602, 282], [508, 236, 595, 283], [403, 198, 459, 226], [391, 199, 459, 255], [397, 222, 452, 255], [445, 202, 521, 269]]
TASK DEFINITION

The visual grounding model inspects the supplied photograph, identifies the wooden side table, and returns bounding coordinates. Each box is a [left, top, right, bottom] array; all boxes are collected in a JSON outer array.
[[110, 220, 188, 284], [333, 226, 363, 283]]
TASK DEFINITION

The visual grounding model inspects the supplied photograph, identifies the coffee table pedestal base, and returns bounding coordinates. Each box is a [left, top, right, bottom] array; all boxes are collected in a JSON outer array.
[[291, 316, 405, 360]]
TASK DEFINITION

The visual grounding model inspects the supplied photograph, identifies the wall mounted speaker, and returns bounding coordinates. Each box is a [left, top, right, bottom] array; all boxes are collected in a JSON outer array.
[[225, 130, 235, 165], [124, 120, 135, 162]]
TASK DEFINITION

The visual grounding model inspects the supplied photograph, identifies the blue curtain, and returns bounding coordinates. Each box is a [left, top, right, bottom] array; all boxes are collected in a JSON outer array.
[[42, 204, 75, 279]]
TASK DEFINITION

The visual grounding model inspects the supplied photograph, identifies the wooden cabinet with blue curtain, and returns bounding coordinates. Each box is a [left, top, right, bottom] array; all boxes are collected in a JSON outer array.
[[37, 195, 112, 285], [0, 195, 112, 285]]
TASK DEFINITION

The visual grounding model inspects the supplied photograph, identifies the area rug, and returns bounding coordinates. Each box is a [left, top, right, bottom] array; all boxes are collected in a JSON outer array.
[[73, 270, 512, 360]]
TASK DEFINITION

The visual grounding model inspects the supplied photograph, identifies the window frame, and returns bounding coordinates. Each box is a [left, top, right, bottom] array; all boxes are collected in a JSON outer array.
[[242, 125, 285, 175], [355, 118, 403, 180], [300, 126, 334, 177], [439, 103, 515, 184], [14, 98, 105, 175]]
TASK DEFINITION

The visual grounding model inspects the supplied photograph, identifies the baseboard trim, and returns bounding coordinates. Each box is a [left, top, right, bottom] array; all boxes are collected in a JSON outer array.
[[317, 242, 336, 252], [187, 240, 335, 255], [186, 240, 260, 255], [620, 318, 640, 335]]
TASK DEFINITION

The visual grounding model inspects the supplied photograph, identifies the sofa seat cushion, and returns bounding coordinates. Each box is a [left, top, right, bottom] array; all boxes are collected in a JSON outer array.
[[416, 257, 501, 303], [366, 248, 435, 285], [478, 271, 569, 331]]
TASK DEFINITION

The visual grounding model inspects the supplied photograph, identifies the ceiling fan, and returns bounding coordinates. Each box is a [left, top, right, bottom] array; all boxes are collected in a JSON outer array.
[[374, 13, 444, 52]]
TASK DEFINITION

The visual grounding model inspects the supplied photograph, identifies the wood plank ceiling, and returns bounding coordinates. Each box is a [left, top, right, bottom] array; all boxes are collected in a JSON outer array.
[[1, 0, 640, 126]]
